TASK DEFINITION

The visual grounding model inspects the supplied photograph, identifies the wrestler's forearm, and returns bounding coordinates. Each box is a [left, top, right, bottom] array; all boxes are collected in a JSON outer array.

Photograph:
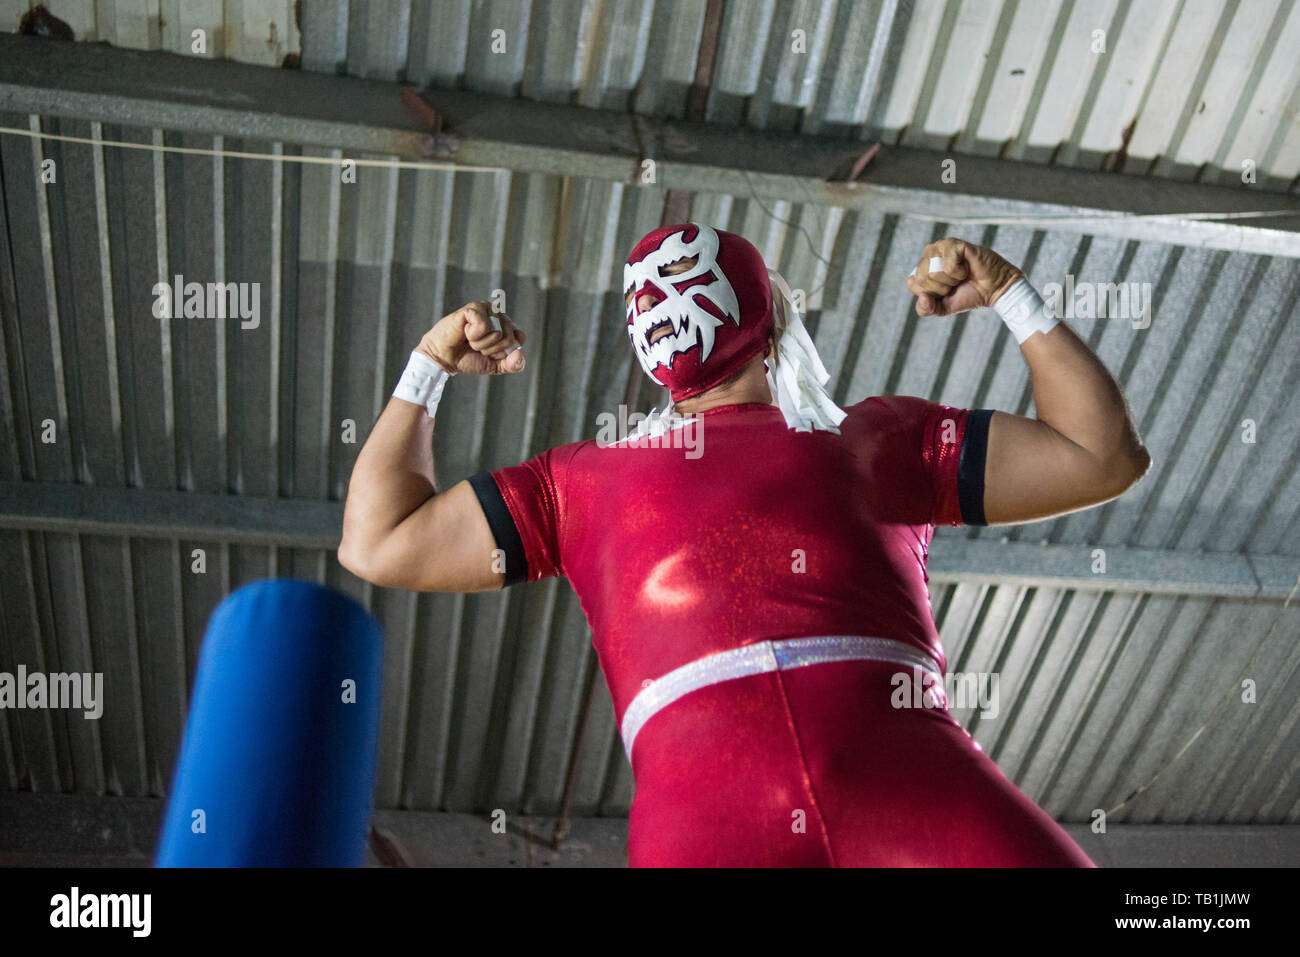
[[1016, 322, 1149, 476], [341, 399, 438, 558]]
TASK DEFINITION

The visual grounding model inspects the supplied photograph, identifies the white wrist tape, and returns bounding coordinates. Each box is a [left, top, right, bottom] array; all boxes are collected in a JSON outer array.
[[993, 278, 1059, 344], [912, 256, 944, 277], [392, 350, 454, 418]]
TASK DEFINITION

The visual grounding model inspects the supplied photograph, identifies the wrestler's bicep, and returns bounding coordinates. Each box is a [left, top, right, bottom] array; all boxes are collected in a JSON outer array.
[[369, 479, 506, 592], [982, 411, 1133, 524]]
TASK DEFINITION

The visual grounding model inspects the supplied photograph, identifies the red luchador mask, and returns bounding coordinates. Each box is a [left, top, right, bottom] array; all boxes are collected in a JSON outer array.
[[623, 223, 774, 402]]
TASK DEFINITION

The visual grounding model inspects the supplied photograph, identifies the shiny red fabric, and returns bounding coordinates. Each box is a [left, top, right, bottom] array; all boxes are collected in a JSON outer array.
[[487, 396, 1094, 867]]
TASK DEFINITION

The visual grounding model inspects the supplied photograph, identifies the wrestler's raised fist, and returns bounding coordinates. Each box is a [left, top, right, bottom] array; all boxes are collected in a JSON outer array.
[[905, 238, 1024, 317], [417, 301, 527, 376]]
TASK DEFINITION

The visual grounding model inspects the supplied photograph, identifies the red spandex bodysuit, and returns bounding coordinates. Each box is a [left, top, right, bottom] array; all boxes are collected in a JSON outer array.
[[468, 394, 1095, 867]]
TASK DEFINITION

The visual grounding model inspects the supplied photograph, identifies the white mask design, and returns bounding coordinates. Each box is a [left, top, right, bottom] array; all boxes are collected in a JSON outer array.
[[622, 224, 741, 379]]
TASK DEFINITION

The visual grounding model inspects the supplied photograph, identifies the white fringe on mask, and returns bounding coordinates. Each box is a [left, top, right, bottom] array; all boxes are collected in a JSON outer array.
[[624, 400, 687, 440], [625, 268, 846, 440], [765, 268, 847, 434]]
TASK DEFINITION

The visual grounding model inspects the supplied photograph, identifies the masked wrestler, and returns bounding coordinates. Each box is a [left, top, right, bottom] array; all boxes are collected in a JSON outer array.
[[341, 223, 1150, 867]]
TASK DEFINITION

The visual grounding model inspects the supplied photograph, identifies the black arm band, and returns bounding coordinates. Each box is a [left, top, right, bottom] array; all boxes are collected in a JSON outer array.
[[957, 409, 993, 526], [467, 470, 528, 586]]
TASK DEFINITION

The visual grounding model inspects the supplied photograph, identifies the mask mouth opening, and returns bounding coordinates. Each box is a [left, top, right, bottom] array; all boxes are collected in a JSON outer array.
[[647, 319, 675, 345]]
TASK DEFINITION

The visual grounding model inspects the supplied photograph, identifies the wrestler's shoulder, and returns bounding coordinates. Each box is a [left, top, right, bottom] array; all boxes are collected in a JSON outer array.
[[538, 436, 608, 472], [543, 436, 600, 460], [843, 394, 941, 423]]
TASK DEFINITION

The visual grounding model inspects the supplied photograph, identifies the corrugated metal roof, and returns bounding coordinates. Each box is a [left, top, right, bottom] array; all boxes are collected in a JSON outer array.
[[1, 1, 1298, 836], [295, 0, 1300, 186], [14, 0, 1298, 184], [1, 0, 301, 66]]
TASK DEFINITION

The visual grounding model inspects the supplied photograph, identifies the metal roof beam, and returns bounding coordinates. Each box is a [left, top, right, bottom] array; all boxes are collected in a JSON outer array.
[[927, 536, 1299, 601], [1, 34, 1297, 257], [1, 481, 1295, 600], [0, 481, 341, 549]]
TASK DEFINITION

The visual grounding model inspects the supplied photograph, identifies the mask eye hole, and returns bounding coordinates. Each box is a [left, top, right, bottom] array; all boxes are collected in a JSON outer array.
[[658, 255, 698, 277]]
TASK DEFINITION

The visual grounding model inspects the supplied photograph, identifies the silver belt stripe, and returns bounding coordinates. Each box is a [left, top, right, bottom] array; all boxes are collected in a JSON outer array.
[[619, 635, 943, 760]]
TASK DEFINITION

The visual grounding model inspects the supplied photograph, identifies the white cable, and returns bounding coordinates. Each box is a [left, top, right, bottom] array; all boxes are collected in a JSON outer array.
[[0, 124, 508, 173], [6, 126, 1295, 228]]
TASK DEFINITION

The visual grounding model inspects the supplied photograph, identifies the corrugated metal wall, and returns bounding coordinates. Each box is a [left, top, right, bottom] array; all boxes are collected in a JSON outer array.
[[296, 0, 1300, 185], [1, 0, 1298, 828], [1, 0, 301, 66], [9, 0, 1298, 184]]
